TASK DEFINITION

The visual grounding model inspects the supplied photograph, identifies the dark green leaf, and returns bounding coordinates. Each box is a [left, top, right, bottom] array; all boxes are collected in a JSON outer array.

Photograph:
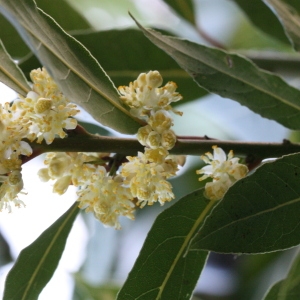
[[3, 202, 79, 300], [134, 18, 300, 130], [0, 0, 143, 134], [191, 153, 300, 254], [162, 0, 195, 25], [118, 189, 211, 300], [0, 39, 31, 96], [264, 0, 300, 51], [264, 250, 300, 299]]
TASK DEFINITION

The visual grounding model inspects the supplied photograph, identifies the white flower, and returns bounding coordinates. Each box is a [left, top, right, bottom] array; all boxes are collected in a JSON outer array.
[[38, 152, 109, 194], [148, 110, 173, 134], [121, 152, 176, 207], [77, 166, 135, 229], [0, 170, 25, 212], [13, 68, 80, 144], [197, 146, 248, 200], [118, 70, 182, 119]]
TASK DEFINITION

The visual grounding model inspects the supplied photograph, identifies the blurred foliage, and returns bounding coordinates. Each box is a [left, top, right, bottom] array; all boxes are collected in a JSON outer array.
[[73, 275, 119, 300], [0, 231, 12, 267]]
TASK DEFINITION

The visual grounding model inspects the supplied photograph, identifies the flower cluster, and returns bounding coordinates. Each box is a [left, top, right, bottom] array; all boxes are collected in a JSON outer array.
[[37, 71, 183, 228], [197, 146, 248, 201], [119, 71, 182, 207], [0, 66, 249, 229], [0, 67, 79, 212], [118, 70, 182, 120], [38, 152, 135, 229]]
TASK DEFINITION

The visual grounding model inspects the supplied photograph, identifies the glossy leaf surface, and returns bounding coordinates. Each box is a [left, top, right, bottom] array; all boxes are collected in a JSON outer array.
[[3, 202, 79, 300], [118, 189, 211, 300], [191, 153, 300, 254]]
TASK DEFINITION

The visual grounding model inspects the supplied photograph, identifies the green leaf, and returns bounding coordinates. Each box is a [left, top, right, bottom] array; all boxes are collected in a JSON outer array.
[[162, 0, 195, 25], [0, 0, 143, 134], [3, 202, 79, 300], [191, 153, 300, 254], [0, 39, 31, 96], [118, 190, 211, 300], [264, 250, 300, 299], [264, 0, 300, 51], [134, 18, 300, 130]]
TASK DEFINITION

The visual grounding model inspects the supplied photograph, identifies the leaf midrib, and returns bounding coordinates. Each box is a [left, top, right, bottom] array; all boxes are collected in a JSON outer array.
[[145, 26, 300, 112], [155, 199, 215, 299], [21, 203, 78, 299]]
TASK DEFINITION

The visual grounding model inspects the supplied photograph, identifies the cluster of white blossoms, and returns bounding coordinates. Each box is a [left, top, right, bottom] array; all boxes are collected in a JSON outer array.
[[118, 70, 182, 120], [0, 67, 79, 212], [0, 66, 248, 228], [119, 71, 182, 207], [38, 152, 135, 229], [196, 146, 248, 201], [36, 70, 183, 229]]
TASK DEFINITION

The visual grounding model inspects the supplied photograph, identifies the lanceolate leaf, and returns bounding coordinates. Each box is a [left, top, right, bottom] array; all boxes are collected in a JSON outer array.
[[0, 0, 143, 134], [118, 190, 211, 300], [0, 39, 30, 96], [264, 250, 300, 299], [3, 202, 79, 300], [264, 0, 300, 51], [191, 153, 300, 254], [134, 18, 300, 130], [162, 0, 195, 25]]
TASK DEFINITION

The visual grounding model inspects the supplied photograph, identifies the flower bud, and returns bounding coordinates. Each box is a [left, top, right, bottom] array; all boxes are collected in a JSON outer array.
[[137, 125, 152, 146], [148, 110, 173, 133], [146, 71, 163, 88], [146, 131, 161, 149], [161, 130, 176, 150]]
